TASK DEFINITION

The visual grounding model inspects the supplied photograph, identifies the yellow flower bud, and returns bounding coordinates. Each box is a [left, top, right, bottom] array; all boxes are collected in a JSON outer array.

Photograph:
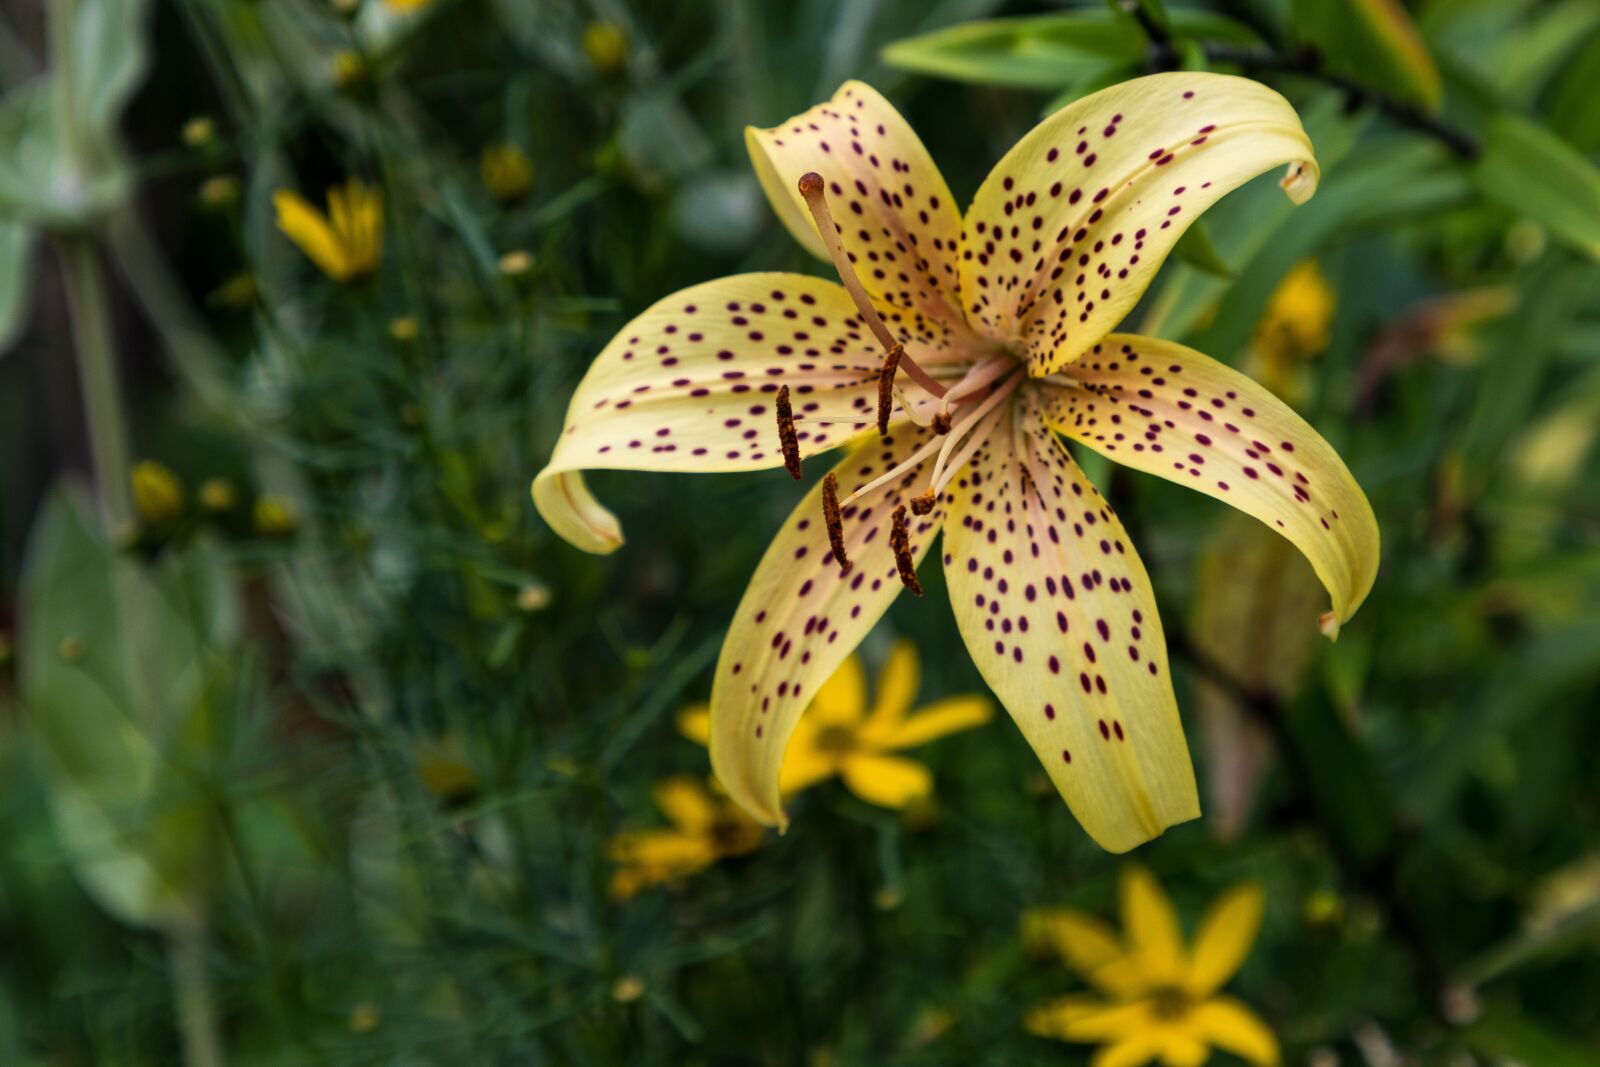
[[498, 249, 533, 277], [611, 975, 645, 1003], [348, 1002, 381, 1033], [332, 50, 366, 90], [416, 737, 479, 801], [208, 273, 257, 309], [199, 478, 238, 513], [481, 142, 534, 204], [383, 0, 433, 10], [516, 581, 551, 612], [1303, 888, 1344, 927], [389, 316, 419, 342], [182, 116, 217, 149], [198, 175, 239, 209], [583, 21, 627, 75], [131, 460, 185, 525], [254, 495, 299, 537]]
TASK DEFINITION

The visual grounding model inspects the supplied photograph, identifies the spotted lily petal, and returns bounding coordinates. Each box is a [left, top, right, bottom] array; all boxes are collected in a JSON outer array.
[[1185, 881, 1264, 996], [1043, 334, 1379, 635], [747, 81, 966, 328], [942, 393, 1197, 852], [958, 72, 1317, 372], [710, 428, 945, 827], [534, 273, 899, 553], [1188, 996, 1280, 1066]]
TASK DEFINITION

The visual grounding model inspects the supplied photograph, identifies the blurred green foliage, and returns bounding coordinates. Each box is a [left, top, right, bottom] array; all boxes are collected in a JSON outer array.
[[2, 0, 1600, 1064]]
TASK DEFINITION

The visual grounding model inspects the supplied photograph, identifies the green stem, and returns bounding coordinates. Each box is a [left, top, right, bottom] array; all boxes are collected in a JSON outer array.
[[58, 237, 134, 530], [169, 921, 228, 1067]]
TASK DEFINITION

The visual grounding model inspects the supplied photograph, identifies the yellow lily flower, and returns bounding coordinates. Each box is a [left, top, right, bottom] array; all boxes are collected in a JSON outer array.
[[273, 180, 383, 284], [608, 776, 763, 900], [679, 640, 991, 810], [1024, 866, 1279, 1067], [534, 74, 1380, 852]]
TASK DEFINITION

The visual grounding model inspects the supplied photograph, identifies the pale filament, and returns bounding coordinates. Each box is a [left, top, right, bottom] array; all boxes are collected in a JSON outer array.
[[929, 402, 1009, 498], [839, 366, 1025, 509], [796, 173, 946, 399], [940, 356, 1017, 410]]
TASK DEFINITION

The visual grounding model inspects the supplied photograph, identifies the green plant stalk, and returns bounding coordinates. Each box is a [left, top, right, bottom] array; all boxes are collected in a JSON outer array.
[[169, 920, 227, 1067], [58, 237, 134, 530]]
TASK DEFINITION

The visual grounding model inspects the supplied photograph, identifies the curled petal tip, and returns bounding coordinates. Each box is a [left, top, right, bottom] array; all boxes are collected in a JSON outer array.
[[1319, 610, 1341, 641], [1280, 159, 1319, 205]]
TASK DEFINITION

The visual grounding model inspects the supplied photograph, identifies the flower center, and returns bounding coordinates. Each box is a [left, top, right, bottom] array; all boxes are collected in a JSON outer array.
[[708, 817, 747, 851], [814, 724, 857, 756], [1149, 987, 1192, 1021]]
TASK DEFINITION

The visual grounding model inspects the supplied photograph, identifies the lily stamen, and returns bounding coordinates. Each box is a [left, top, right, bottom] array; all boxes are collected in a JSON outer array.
[[776, 384, 803, 479], [889, 505, 923, 596], [821, 472, 850, 574], [914, 368, 1025, 514], [796, 173, 947, 406]]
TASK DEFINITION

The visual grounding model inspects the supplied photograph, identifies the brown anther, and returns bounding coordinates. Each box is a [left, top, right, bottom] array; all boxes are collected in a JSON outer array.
[[776, 384, 802, 479], [875, 343, 903, 436], [931, 410, 953, 435], [821, 472, 851, 573], [909, 490, 937, 516], [890, 505, 923, 597]]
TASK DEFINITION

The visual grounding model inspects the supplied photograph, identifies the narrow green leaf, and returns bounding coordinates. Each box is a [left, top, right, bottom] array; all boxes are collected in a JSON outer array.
[[1291, 0, 1442, 112], [1545, 29, 1600, 153], [1173, 220, 1233, 278], [1474, 112, 1600, 260]]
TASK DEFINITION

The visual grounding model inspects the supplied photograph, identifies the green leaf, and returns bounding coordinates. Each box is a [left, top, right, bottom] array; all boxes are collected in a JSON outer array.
[[1281, 684, 1396, 869], [1291, 0, 1442, 112], [1173, 220, 1233, 278], [1474, 112, 1600, 261], [1467, 1001, 1600, 1067], [881, 9, 1256, 92], [0, 221, 34, 355], [1545, 28, 1600, 153], [16, 488, 235, 929]]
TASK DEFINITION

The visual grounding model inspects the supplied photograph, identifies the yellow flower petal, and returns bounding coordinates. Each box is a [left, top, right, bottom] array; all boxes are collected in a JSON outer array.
[[942, 393, 1198, 853], [810, 653, 867, 726], [1185, 881, 1264, 996], [864, 694, 992, 751], [776, 716, 842, 796], [1021, 907, 1145, 997], [532, 273, 928, 555], [607, 827, 714, 869], [1122, 865, 1187, 986], [839, 752, 933, 809], [1189, 995, 1280, 1066], [1089, 1033, 1164, 1067], [273, 189, 351, 281], [865, 638, 920, 726], [707, 427, 945, 828], [1042, 334, 1380, 637], [1024, 995, 1148, 1042], [746, 80, 965, 328], [677, 702, 711, 745], [1158, 1031, 1209, 1067], [652, 775, 717, 833], [958, 72, 1316, 373]]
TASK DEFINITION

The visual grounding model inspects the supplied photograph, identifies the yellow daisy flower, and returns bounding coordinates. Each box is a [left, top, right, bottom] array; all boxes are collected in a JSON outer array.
[[273, 180, 383, 283], [1024, 866, 1279, 1067], [608, 776, 763, 900], [679, 640, 991, 811]]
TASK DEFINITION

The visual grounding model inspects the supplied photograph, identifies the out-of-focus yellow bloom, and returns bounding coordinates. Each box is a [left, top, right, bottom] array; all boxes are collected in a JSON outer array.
[[332, 50, 366, 90], [197, 175, 239, 210], [679, 641, 991, 812], [253, 495, 299, 536], [1024, 866, 1279, 1066], [131, 461, 185, 525], [389, 316, 419, 342], [208, 273, 257, 310], [498, 249, 533, 277], [199, 478, 238, 513], [608, 776, 762, 900], [1302, 889, 1344, 927], [481, 142, 534, 204], [611, 975, 645, 1003], [582, 21, 627, 75], [182, 116, 216, 148], [1252, 260, 1333, 400], [273, 181, 383, 284], [384, 0, 433, 10]]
